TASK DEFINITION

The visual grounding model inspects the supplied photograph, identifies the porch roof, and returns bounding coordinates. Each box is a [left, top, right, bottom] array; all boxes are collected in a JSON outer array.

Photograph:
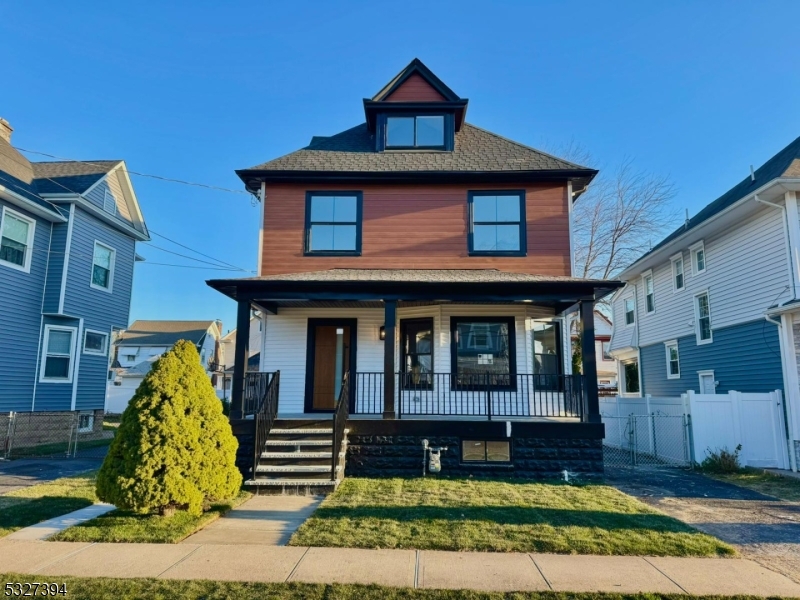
[[206, 268, 623, 314]]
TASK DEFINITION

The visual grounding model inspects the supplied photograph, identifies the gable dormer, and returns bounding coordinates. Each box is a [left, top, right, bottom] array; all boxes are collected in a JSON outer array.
[[364, 59, 468, 152]]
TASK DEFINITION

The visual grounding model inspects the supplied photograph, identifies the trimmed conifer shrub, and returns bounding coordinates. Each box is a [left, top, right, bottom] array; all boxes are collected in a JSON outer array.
[[96, 340, 242, 516]]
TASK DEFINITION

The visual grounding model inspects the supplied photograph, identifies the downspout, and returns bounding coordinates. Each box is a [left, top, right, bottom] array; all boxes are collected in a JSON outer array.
[[764, 311, 799, 472], [756, 194, 797, 298]]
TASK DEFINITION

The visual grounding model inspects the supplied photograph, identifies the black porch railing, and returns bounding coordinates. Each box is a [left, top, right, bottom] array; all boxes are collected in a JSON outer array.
[[331, 372, 350, 481], [243, 372, 276, 416], [252, 370, 280, 478], [352, 372, 585, 419]]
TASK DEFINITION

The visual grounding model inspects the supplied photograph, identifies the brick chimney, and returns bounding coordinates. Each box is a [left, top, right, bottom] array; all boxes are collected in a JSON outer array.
[[0, 118, 12, 143]]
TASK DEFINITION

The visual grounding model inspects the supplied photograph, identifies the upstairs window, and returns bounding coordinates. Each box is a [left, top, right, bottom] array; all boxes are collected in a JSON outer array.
[[0, 207, 35, 272], [624, 297, 635, 325], [305, 193, 362, 255], [91, 242, 115, 291], [691, 242, 706, 275], [386, 115, 444, 148], [672, 254, 685, 291], [643, 272, 655, 313], [468, 192, 526, 256]]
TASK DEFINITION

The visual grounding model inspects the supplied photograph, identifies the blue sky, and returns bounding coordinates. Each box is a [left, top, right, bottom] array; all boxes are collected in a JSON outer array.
[[2, 1, 799, 333]]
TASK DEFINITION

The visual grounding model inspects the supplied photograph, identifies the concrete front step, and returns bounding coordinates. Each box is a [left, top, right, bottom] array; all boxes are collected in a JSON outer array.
[[265, 439, 333, 447], [261, 451, 333, 459], [270, 428, 333, 436], [256, 465, 333, 473], [243, 478, 338, 496]]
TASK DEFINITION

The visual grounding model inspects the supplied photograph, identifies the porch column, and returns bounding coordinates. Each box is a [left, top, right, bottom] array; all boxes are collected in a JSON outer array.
[[383, 300, 397, 419], [580, 300, 601, 423], [230, 299, 251, 420]]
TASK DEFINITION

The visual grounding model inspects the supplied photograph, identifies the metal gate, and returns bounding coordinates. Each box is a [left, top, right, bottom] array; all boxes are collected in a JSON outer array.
[[603, 414, 693, 468]]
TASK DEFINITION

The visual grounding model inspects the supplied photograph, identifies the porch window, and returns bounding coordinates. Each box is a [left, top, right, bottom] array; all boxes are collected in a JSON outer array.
[[0, 207, 35, 272], [40, 325, 77, 383], [468, 192, 526, 256], [622, 359, 640, 395], [462, 440, 511, 463], [400, 318, 433, 389], [386, 115, 445, 148], [91, 242, 115, 291], [451, 317, 516, 388], [305, 192, 362, 255]]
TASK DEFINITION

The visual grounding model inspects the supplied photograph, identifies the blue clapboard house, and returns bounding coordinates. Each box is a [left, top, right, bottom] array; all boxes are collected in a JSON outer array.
[[0, 118, 149, 422]]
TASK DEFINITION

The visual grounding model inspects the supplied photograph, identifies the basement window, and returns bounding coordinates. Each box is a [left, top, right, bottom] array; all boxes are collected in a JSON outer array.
[[461, 440, 511, 463]]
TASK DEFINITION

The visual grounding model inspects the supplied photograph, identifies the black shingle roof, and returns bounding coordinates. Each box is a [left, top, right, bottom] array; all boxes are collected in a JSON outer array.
[[117, 320, 216, 347], [0, 138, 63, 215]]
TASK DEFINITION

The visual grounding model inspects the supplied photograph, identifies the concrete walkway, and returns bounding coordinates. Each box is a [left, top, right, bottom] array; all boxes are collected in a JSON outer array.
[[5, 504, 115, 541], [1, 539, 800, 596], [181, 495, 322, 545]]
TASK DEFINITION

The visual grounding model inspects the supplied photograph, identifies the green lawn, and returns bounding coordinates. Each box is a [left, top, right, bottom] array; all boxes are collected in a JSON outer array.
[[708, 468, 800, 502], [52, 491, 251, 543], [0, 473, 97, 538], [0, 575, 775, 600], [290, 478, 734, 557]]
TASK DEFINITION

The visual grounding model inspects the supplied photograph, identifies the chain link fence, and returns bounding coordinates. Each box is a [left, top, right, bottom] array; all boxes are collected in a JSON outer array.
[[0, 411, 115, 460], [603, 413, 693, 468]]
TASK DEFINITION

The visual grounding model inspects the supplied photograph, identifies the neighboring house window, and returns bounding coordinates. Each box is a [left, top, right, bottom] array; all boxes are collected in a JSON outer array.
[[451, 317, 516, 388], [602, 341, 612, 360], [400, 318, 434, 389], [468, 192, 526, 256], [78, 413, 94, 433], [624, 298, 635, 325], [0, 207, 35, 272], [621, 359, 640, 395], [103, 189, 117, 215], [40, 325, 77, 383], [643, 273, 655, 313], [672, 254, 685, 291], [91, 242, 115, 291], [83, 330, 109, 356], [691, 242, 706, 274], [462, 440, 510, 463], [695, 291, 712, 344], [386, 115, 444, 148], [304, 192, 362, 255], [665, 340, 680, 379], [125, 354, 136, 362]]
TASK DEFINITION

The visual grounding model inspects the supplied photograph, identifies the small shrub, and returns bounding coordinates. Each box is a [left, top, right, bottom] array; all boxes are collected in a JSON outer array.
[[700, 444, 742, 473], [96, 340, 242, 516]]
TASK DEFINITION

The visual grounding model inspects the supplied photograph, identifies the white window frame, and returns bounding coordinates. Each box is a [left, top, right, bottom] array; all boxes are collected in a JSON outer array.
[[664, 340, 680, 379], [90, 241, 116, 293], [642, 270, 655, 314], [671, 253, 685, 292], [103, 189, 117, 215], [690, 241, 706, 275], [623, 296, 636, 327], [694, 290, 713, 345], [77, 412, 95, 433], [0, 206, 36, 273], [620, 358, 641, 396], [83, 329, 109, 356], [698, 370, 716, 394], [39, 325, 78, 383]]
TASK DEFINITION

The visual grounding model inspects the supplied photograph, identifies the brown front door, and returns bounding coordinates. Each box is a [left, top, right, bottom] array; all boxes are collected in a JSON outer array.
[[307, 322, 353, 412]]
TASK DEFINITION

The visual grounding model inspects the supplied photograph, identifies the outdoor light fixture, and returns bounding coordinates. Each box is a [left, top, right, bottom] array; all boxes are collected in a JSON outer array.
[[379, 325, 386, 340]]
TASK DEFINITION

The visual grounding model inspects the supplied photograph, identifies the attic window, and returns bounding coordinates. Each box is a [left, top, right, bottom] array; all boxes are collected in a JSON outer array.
[[103, 189, 117, 215], [386, 116, 444, 148]]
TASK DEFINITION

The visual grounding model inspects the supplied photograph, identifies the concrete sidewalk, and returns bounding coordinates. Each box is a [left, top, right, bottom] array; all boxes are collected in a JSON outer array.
[[1, 539, 800, 596]]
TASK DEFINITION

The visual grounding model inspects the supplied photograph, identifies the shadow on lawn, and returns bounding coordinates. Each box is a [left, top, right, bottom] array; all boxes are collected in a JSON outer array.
[[0, 496, 93, 533], [311, 505, 698, 532]]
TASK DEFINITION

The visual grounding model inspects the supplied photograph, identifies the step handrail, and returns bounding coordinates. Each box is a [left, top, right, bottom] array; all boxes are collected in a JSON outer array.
[[331, 372, 350, 481], [252, 370, 280, 478]]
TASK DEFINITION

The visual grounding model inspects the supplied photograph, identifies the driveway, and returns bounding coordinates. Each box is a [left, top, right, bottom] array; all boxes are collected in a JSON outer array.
[[0, 458, 102, 495], [606, 467, 800, 584]]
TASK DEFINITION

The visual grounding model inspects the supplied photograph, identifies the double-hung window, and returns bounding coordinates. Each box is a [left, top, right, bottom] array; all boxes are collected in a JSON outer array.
[[451, 317, 516, 389], [305, 192, 362, 255], [624, 297, 635, 326], [665, 340, 680, 378], [691, 241, 706, 275], [400, 319, 434, 389], [672, 254, 685, 291], [695, 291, 712, 344], [40, 326, 77, 383], [643, 272, 655, 314], [91, 242, 115, 291], [0, 207, 35, 272], [386, 115, 445, 148], [468, 191, 526, 255]]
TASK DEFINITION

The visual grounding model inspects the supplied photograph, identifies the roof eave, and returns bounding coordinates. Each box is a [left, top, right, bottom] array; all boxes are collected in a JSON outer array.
[[0, 185, 67, 222]]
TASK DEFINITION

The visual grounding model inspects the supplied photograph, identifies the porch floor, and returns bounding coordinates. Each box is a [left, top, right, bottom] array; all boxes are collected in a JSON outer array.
[[276, 413, 580, 423]]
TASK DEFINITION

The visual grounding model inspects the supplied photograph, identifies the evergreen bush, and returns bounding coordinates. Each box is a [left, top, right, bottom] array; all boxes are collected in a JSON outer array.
[[96, 340, 242, 515]]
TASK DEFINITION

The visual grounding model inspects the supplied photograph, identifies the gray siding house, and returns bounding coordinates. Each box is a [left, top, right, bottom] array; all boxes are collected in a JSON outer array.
[[0, 118, 149, 417], [608, 134, 800, 463]]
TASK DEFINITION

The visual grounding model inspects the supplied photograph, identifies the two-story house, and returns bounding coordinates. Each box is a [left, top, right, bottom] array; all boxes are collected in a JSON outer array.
[[208, 59, 622, 490], [106, 319, 223, 413], [571, 311, 617, 391], [608, 134, 800, 466], [0, 118, 148, 428]]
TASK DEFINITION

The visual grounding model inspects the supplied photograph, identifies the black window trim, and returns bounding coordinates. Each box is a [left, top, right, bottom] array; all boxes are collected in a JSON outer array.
[[304, 191, 363, 256], [377, 112, 454, 152], [400, 317, 434, 391], [467, 190, 527, 257], [450, 316, 517, 391]]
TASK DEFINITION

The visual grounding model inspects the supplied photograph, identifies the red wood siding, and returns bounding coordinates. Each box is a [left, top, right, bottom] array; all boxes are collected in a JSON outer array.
[[260, 183, 572, 276], [385, 73, 447, 102]]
